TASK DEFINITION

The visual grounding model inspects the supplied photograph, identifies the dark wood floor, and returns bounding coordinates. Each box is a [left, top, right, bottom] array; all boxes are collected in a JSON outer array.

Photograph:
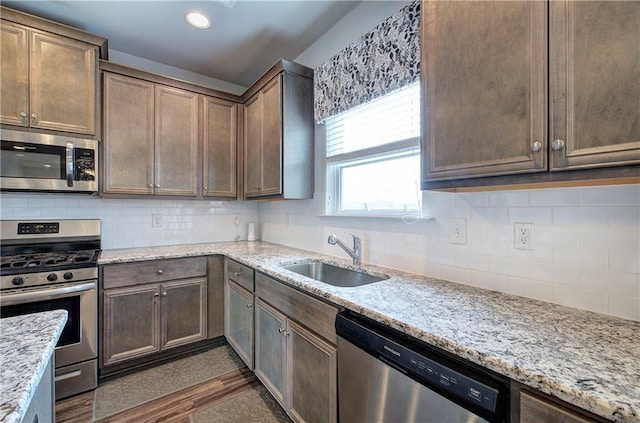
[[55, 367, 257, 423]]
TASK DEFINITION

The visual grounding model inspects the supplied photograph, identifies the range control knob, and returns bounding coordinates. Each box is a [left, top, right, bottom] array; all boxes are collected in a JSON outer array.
[[47, 273, 58, 282], [12, 276, 25, 286], [63, 272, 74, 280]]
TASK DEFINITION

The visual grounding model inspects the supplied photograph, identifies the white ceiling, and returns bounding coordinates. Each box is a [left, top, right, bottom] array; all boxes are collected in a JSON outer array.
[[3, 0, 362, 87]]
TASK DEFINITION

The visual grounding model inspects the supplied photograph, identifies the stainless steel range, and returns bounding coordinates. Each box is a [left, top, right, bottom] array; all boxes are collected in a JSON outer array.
[[0, 219, 100, 399]]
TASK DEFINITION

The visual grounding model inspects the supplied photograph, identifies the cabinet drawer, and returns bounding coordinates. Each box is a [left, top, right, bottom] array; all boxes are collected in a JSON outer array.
[[255, 272, 339, 344], [226, 259, 254, 292], [102, 257, 207, 289]]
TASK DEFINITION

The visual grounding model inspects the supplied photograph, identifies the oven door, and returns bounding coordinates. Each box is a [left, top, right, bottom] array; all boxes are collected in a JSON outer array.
[[0, 280, 97, 367]]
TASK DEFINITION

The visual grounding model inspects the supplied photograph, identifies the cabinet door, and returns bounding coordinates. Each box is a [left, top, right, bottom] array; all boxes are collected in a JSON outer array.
[[155, 85, 199, 196], [255, 298, 287, 407], [288, 320, 337, 423], [259, 75, 283, 196], [103, 73, 155, 194], [0, 21, 28, 127], [103, 284, 160, 365], [161, 278, 207, 350], [224, 279, 255, 368], [29, 29, 97, 134], [422, 1, 547, 182], [550, 1, 640, 170], [202, 96, 238, 198], [244, 92, 263, 197], [520, 391, 594, 423]]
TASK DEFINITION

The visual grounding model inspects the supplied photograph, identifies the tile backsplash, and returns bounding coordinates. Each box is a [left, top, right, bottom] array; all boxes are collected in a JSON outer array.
[[0, 193, 258, 249], [258, 184, 640, 322]]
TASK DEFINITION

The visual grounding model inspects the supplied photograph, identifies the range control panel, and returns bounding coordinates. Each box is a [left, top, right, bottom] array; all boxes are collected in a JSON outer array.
[[17, 222, 60, 235]]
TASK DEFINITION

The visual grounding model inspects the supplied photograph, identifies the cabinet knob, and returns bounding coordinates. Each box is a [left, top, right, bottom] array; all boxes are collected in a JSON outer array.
[[255, 186, 262, 190], [31, 113, 37, 124], [157, 269, 164, 274], [278, 327, 285, 334], [154, 292, 160, 297], [149, 184, 154, 188], [204, 186, 208, 190], [530, 142, 542, 152], [155, 184, 160, 188], [285, 331, 291, 336], [234, 271, 241, 277], [246, 303, 253, 308], [19, 112, 27, 124], [551, 139, 565, 151], [162, 292, 167, 297]]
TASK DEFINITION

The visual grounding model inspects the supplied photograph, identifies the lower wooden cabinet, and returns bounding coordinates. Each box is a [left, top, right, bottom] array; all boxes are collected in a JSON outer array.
[[254, 273, 338, 423], [100, 257, 208, 368], [512, 382, 608, 423], [224, 279, 255, 368]]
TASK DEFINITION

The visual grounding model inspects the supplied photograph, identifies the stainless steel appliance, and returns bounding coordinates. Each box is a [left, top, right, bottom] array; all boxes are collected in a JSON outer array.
[[0, 129, 98, 193], [0, 219, 100, 399], [336, 312, 510, 423]]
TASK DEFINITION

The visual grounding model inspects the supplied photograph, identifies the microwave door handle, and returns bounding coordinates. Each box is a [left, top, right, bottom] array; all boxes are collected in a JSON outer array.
[[66, 141, 74, 187]]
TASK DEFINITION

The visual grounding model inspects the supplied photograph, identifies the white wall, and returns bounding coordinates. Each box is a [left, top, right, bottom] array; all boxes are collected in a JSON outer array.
[[0, 193, 258, 250], [256, 1, 640, 321]]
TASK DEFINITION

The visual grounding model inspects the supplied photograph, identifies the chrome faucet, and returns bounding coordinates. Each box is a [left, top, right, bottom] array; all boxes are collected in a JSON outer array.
[[328, 233, 361, 266]]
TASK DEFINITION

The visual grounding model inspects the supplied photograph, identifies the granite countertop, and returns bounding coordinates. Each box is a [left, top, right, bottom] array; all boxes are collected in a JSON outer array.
[[100, 241, 640, 423], [0, 310, 67, 423]]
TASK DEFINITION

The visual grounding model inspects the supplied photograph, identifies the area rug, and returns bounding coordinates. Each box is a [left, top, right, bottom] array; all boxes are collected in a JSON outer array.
[[93, 345, 245, 421], [189, 383, 292, 423]]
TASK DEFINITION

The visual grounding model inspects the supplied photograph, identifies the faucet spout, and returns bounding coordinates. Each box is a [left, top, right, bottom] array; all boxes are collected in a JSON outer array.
[[328, 233, 361, 266]]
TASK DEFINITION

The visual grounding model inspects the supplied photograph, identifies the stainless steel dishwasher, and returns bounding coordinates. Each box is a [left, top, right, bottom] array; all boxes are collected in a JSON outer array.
[[336, 312, 510, 423]]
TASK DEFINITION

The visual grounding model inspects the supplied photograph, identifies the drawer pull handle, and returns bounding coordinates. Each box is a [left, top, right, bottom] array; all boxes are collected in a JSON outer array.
[[278, 327, 285, 334], [158, 269, 164, 274], [246, 303, 253, 308], [234, 271, 241, 277]]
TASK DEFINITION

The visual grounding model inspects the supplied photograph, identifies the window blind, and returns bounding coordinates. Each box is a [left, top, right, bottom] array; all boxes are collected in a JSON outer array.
[[325, 82, 421, 158]]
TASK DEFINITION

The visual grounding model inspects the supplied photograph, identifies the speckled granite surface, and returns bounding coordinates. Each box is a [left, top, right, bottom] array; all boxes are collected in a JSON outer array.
[[0, 310, 67, 423], [99, 241, 640, 423]]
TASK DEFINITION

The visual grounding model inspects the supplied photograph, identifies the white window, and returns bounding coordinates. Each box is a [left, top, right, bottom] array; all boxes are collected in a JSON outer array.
[[325, 82, 421, 216]]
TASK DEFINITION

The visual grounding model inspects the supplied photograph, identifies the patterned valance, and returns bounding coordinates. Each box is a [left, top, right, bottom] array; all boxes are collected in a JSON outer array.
[[314, 1, 420, 123]]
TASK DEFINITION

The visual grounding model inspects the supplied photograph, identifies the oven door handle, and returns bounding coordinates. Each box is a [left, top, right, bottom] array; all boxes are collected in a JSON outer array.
[[1, 282, 95, 304]]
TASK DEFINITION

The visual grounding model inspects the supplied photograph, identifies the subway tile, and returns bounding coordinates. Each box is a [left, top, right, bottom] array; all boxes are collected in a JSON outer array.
[[455, 192, 490, 208], [552, 285, 608, 314], [508, 244, 553, 264], [552, 245, 608, 270], [581, 226, 639, 250], [470, 271, 510, 292], [535, 226, 579, 247], [607, 294, 640, 321], [609, 248, 640, 274], [489, 258, 578, 286], [580, 269, 639, 297], [487, 224, 513, 241], [489, 191, 529, 207], [609, 206, 640, 226], [580, 184, 640, 206], [508, 207, 552, 224], [530, 188, 581, 206], [507, 276, 553, 302], [470, 207, 509, 224], [0, 196, 28, 208], [470, 238, 509, 257], [438, 265, 472, 285], [553, 207, 609, 226], [455, 253, 490, 272]]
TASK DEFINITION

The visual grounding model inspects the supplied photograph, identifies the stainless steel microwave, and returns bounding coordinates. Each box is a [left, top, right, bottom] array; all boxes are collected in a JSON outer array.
[[1, 129, 98, 193]]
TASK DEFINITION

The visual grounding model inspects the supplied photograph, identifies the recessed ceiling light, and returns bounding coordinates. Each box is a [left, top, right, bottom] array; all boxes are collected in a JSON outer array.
[[186, 12, 211, 29]]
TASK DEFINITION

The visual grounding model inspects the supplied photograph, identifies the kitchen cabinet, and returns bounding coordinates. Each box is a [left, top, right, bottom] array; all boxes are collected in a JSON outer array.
[[224, 259, 255, 368], [202, 96, 239, 198], [103, 71, 199, 196], [421, 0, 639, 190], [100, 257, 207, 367], [511, 383, 608, 423], [21, 354, 54, 423], [242, 59, 314, 199], [0, 18, 100, 135], [254, 272, 338, 423]]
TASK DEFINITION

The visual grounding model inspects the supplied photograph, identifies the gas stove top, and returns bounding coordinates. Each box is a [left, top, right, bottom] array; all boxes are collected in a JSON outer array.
[[0, 219, 101, 289], [0, 249, 100, 275]]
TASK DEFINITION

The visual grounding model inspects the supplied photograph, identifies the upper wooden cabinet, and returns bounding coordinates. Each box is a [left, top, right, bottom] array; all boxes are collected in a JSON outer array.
[[421, 0, 639, 189], [101, 63, 241, 198], [0, 18, 102, 135], [243, 60, 314, 199], [202, 96, 238, 198]]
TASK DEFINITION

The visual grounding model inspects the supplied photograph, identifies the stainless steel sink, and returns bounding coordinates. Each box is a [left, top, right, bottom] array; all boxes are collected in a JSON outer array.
[[281, 261, 388, 287]]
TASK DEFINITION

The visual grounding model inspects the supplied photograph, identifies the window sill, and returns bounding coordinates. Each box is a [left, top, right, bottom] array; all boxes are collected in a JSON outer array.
[[317, 213, 435, 222]]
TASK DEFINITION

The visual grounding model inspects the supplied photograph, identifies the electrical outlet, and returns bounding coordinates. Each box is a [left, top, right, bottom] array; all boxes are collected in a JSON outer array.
[[514, 223, 534, 250], [234, 213, 240, 227], [449, 218, 467, 244], [152, 214, 162, 228]]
